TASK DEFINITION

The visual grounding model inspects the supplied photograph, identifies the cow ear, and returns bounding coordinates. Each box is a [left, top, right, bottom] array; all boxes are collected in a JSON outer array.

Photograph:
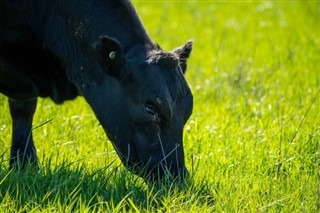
[[94, 36, 125, 78], [173, 40, 193, 74]]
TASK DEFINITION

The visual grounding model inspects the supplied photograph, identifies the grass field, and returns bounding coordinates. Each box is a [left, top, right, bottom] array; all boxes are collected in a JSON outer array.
[[0, 1, 319, 212]]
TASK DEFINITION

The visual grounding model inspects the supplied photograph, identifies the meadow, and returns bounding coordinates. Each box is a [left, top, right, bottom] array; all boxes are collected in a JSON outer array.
[[0, 1, 319, 212]]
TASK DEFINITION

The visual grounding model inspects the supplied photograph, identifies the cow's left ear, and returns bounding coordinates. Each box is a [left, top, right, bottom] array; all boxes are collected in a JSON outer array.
[[94, 36, 125, 78], [173, 40, 193, 74]]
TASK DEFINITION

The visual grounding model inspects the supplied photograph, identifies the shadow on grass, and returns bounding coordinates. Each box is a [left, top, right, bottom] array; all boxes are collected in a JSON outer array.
[[0, 159, 215, 212]]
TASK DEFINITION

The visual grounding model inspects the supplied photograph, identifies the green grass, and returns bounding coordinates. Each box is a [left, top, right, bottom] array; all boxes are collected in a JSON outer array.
[[0, 1, 319, 212]]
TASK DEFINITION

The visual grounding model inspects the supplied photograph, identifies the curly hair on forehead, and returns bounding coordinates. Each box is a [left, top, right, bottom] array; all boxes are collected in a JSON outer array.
[[146, 50, 179, 70]]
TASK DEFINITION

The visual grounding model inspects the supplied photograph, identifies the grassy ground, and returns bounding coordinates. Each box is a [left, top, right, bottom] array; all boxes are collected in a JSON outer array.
[[0, 1, 319, 212]]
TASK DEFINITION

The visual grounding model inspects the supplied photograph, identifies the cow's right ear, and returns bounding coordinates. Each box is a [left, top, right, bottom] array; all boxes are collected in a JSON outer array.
[[94, 36, 125, 77]]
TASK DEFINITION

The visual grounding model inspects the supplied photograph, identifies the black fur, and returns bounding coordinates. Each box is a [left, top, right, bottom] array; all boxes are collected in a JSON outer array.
[[0, 0, 193, 181]]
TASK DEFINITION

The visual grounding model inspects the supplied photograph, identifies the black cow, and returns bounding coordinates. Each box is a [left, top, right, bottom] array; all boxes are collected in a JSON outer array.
[[0, 0, 193, 181]]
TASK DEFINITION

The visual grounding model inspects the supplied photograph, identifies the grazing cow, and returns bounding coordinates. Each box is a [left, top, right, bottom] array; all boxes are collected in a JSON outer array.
[[0, 0, 193, 181]]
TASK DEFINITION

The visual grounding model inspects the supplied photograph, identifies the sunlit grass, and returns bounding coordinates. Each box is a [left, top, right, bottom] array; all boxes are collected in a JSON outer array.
[[0, 1, 319, 212]]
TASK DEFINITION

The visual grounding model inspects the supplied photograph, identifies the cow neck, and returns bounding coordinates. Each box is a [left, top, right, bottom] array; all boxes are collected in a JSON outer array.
[[87, 1, 154, 53]]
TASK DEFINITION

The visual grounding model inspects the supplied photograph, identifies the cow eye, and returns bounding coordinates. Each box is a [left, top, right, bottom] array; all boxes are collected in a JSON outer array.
[[144, 104, 157, 116]]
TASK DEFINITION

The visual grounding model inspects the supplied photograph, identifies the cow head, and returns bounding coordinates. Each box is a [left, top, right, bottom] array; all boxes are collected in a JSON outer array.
[[81, 36, 193, 181]]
